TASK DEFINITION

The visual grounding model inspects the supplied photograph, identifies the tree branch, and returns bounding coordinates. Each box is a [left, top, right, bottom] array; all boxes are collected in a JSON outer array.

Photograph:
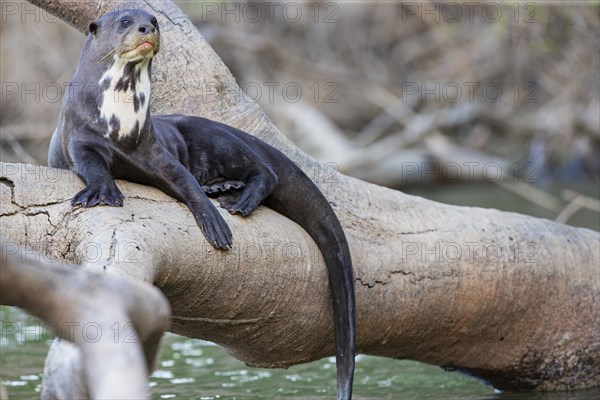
[[0, 237, 170, 399]]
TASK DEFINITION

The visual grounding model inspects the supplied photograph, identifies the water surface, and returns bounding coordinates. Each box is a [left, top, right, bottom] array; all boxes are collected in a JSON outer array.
[[2, 308, 599, 399]]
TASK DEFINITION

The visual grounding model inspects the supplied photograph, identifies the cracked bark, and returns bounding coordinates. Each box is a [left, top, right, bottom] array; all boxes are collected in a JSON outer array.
[[5, 0, 600, 394]]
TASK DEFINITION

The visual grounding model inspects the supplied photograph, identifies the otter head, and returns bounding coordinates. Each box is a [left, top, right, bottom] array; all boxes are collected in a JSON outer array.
[[87, 10, 160, 142], [88, 9, 160, 62]]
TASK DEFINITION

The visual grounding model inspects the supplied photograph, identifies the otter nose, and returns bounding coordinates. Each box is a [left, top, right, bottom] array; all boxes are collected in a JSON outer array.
[[138, 24, 155, 34]]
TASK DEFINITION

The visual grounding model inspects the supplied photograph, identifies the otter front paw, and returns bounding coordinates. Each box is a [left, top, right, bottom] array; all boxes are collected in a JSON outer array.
[[195, 207, 233, 250], [72, 182, 124, 208]]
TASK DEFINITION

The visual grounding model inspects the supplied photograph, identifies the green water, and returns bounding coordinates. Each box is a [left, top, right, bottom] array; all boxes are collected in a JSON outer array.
[[1, 308, 494, 399], [1, 308, 599, 399]]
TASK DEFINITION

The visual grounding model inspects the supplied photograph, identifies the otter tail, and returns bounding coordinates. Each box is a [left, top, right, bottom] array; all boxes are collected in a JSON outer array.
[[265, 165, 356, 400]]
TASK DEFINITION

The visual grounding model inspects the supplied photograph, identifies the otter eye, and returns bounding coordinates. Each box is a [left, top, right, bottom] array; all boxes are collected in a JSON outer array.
[[150, 17, 158, 28], [121, 17, 132, 28]]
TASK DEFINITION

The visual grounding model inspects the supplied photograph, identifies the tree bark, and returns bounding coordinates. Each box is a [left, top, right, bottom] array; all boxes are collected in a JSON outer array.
[[5, 0, 599, 392]]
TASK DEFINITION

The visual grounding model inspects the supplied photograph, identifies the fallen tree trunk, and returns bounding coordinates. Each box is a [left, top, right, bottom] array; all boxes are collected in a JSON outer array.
[[3, 0, 599, 392]]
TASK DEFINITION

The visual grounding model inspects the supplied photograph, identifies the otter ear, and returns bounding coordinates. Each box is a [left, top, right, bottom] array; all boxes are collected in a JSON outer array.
[[87, 21, 99, 36]]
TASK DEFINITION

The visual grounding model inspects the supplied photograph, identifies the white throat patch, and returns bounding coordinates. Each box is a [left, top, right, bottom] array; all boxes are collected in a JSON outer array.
[[98, 56, 151, 141]]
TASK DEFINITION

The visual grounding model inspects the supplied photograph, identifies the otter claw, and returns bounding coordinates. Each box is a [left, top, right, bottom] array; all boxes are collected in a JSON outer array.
[[72, 183, 124, 208]]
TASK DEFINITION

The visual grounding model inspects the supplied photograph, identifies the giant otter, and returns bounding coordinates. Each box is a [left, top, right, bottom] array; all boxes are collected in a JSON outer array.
[[48, 9, 355, 399]]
